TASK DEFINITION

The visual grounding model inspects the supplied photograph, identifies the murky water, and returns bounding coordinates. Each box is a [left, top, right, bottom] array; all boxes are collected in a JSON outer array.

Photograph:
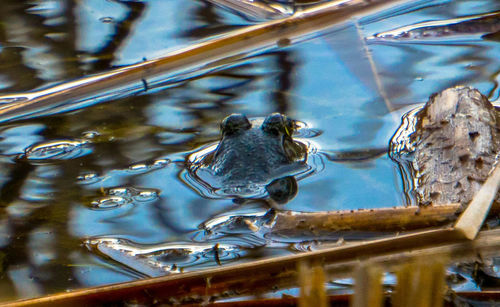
[[0, 0, 499, 301]]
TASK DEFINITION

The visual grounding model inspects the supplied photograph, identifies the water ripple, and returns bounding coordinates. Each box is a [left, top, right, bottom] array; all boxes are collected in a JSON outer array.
[[91, 196, 130, 210], [90, 186, 160, 210], [84, 237, 243, 276], [21, 139, 92, 163]]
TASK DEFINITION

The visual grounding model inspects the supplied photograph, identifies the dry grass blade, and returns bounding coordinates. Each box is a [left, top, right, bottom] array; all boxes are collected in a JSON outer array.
[[352, 262, 383, 307], [0, 0, 412, 123], [392, 257, 446, 307], [455, 163, 500, 239], [298, 262, 328, 307]]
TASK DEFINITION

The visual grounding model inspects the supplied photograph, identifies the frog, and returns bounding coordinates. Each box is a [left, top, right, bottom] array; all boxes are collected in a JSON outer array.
[[184, 113, 311, 204]]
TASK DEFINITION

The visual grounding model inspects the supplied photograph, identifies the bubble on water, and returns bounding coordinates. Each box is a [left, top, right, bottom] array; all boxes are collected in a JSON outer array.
[[91, 196, 130, 210], [90, 187, 159, 209], [134, 190, 159, 202], [290, 119, 322, 138], [151, 159, 170, 169], [77, 172, 101, 184], [126, 159, 171, 174], [22, 139, 92, 163], [82, 130, 100, 139], [107, 187, 160, 202], [128, 163, 148, 173], [107, 187, 130, 197], [99, 17, 114, 23]]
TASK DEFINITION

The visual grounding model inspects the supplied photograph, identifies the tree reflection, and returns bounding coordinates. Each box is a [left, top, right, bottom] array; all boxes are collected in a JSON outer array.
[[0, 0, 150, 300]]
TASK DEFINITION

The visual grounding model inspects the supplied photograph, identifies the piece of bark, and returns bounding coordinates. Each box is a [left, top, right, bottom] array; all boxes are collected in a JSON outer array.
[[411, 86, 500, 208]]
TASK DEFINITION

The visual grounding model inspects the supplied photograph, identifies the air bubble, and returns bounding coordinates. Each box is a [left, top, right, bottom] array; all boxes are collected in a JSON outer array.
[[99, 17, 114, 23], [22, 139, 92, 162], [77, 172, 101, 184], [91, 196, 129, 210]]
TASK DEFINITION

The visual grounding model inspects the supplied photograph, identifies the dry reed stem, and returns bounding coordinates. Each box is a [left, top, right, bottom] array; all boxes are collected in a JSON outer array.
[[351, 262, 383, 307], [454, 163, 500, 239], [392, 257, 446, 307], [298, 261, 328, 307]]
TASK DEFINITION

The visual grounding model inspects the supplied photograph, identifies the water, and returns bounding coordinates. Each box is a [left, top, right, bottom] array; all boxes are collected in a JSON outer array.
[[0, 0, 499, 301]]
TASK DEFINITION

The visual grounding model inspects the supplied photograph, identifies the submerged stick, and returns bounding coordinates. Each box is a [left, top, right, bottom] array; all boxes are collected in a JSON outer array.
[[0, 0, 411, 123]]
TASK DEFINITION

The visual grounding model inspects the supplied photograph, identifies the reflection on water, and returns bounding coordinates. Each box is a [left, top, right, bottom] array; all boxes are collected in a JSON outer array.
[[368, 10, 500, 42], [0, 0, 499, 301], [388, 106, 421, 206], [85, 237, 243, 277]]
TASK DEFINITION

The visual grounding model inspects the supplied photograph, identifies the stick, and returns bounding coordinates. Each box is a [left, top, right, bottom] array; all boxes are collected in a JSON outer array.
[[271, 201, 500, 235], [271, 204, 462, 235]]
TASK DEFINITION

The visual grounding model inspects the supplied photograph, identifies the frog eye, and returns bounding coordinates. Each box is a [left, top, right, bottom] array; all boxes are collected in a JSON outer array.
[[221, 114, 251, 135], [262, 113, 293, 136]]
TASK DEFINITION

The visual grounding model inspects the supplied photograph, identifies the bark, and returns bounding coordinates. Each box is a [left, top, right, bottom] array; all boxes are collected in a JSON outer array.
[[411, 86, 500, 208]]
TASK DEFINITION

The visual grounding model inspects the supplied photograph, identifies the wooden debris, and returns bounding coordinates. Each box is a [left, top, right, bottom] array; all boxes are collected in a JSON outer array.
[[412, 86, 500, 208], [270, 202, 500, 236]]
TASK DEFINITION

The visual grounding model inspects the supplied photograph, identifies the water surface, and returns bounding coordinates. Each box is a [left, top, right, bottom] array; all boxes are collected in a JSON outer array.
[[0, 0, 499, 301]]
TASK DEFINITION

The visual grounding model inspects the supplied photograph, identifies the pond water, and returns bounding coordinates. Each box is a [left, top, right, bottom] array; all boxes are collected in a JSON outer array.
[[0, 0, 499, 301]]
